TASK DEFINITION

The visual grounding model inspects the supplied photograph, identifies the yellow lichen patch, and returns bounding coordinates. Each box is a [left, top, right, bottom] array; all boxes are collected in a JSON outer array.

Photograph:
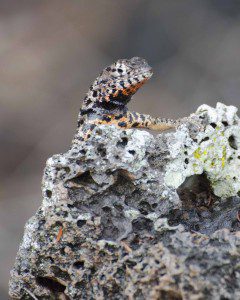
[[194, 148, 201, 159], [221, 146, 227, 168]]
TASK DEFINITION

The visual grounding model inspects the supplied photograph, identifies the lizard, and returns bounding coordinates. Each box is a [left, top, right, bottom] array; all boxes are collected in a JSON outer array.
[[72, 56, 201, 144]]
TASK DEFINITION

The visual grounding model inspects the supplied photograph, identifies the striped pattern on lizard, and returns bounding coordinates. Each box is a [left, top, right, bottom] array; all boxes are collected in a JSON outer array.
[[73, 57, 200, 144]]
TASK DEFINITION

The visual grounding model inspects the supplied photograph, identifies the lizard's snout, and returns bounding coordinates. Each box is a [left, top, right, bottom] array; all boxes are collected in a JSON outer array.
[[130, 57, 152, 73]]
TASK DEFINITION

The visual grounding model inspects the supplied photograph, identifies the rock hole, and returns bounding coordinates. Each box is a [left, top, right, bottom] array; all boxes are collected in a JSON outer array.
[[228, 135, 238, 150], [77, 219, 87, 227], [55, 221, 62, 227], [210, 123, 217, 128], [222, 121, 228, 126], [134, 290, 144, 298], [139, 201, 152, 215], [50, 266, 70, 281], [117, 137, 128, 147], [100, 274, 106, 281], [184, 158, 189, 164], [75, 280, 87, 292], [152, 203, 158, 209], [130, 235, 140, 250], [60, 247, 66, 255], [200, 137, 209, 143], [102, 206, 112, 213], [79, 148, 86, 155], [67, 242, 74, 249], [36, 276, 66, 293], [46, 190, 52, 198], [90, 266, 96, 274], [177, 173, 214, 208], [105, 243, 116, 253], [126, 260, 137, 268], [70, 170, 95, 186], [190, 223, 200, 232], [158, 290, 183, 300], [113, 203, 123, 211], [117, 169, 135, 180], [132, 217, 153, 233], [231, 219, 240, 231], [97, 144, 107, 157], [128, 150, 136, 155], [63, 167, 70, 173], [38, 219, 46, 230], [73, 261, 85, 270]]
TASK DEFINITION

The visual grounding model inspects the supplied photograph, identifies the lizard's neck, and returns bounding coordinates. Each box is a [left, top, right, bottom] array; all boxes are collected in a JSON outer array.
[[80, 93, 130, 116], [77, 96, 129, 128]]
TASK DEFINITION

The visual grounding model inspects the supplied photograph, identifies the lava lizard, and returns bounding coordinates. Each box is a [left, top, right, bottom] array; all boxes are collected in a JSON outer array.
[[73, 57, 200, 143]]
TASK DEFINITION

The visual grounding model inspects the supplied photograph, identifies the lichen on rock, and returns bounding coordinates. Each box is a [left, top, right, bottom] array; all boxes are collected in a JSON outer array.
[[9, 103, 240, 300], [165, 102, 240, 198]]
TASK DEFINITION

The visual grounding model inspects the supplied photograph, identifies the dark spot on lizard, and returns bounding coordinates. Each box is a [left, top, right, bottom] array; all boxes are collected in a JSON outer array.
[[118, 121, 127, 128], [78, 119, 84, 127], [85, 99, 92, 106], [132, 122, 139, 127], [102, 115, 112, 122], [115, 114, 123, 120], [101, 79, 108, 84], [80, 108, 94, 116], [129, 114, 133, 123], [97, 101, 121, 111]]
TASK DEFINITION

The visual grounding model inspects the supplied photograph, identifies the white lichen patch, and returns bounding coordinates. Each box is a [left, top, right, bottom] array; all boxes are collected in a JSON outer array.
[[154, 218, 184, 232], [124, 209, 141, 220], [165, 103, 240, 198]]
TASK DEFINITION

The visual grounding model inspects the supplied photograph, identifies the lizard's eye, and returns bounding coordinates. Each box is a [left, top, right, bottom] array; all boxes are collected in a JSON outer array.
[[117, 68, 123, 73]]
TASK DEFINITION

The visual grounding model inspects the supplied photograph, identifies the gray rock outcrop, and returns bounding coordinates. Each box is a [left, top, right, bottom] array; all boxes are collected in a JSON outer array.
[[9, 103, 240, 299]]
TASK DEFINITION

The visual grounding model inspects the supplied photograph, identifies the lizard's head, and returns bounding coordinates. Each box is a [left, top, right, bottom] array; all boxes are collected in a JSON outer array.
[[89, 57, 153, 111]]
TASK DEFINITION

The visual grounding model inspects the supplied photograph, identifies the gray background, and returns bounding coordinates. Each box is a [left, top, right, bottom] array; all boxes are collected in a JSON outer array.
[[1, 0, 240, 298]]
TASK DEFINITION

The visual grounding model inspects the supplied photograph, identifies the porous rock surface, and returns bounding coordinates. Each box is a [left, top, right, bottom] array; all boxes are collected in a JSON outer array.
[[9, 103, 240, 299]]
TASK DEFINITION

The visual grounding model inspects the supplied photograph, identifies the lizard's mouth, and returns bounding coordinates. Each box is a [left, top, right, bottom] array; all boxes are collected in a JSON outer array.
[[139, 67, 153, 78]]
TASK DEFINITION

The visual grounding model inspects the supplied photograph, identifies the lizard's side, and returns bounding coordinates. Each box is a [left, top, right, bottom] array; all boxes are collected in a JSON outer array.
[[73, 57, 198, 144]]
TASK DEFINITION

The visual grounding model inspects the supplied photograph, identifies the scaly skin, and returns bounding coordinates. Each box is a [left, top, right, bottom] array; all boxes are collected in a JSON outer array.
[[73, 57, 198, 144]]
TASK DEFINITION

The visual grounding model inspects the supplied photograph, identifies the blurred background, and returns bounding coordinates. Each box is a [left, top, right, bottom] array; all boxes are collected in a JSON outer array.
[[1, 0, 240, 297]]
